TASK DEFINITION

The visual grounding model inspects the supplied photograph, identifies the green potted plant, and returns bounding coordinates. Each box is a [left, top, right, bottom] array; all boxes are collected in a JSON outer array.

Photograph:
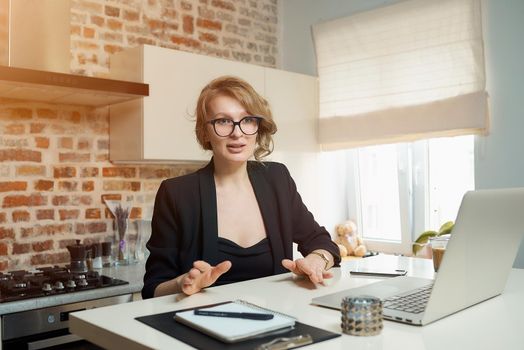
[[412, 221, 454, 257]]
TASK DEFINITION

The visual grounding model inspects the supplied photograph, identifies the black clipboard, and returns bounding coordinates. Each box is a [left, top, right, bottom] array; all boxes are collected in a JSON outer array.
[[135, 302, 340, 350]]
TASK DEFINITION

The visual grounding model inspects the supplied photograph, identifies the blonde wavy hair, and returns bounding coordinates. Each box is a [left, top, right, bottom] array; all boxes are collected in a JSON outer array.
[[195, 76, 277, 161]]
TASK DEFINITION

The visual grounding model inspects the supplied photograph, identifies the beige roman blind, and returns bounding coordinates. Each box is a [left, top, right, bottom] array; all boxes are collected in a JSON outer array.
[[312, 0, 487, 150]]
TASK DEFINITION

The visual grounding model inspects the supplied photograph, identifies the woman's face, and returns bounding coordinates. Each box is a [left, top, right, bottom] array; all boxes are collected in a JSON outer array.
[[205, 94, 257, 165]]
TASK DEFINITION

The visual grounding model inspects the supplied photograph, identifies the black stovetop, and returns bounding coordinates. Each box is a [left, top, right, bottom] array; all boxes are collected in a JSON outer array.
[[0, 265, 128, 303]]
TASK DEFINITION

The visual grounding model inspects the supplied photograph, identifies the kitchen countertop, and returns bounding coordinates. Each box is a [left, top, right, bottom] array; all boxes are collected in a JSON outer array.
[[0, 262, 145, 316]]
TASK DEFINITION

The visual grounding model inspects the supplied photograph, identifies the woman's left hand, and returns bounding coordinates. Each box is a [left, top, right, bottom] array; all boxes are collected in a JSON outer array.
[[282, 256, 333, 284]]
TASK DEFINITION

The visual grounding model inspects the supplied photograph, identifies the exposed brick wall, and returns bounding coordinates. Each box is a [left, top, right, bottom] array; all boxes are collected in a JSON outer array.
[[0, 0, 279, 271], [70, 0, 279, 76], [0, 98, 201, 270]]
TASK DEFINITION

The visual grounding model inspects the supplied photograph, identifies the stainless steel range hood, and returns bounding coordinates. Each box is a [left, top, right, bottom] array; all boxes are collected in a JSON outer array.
[[0, 0, 148, 106]]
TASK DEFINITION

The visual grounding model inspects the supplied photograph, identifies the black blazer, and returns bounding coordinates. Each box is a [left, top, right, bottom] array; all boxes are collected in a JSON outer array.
[[142, 160, 341, 299]]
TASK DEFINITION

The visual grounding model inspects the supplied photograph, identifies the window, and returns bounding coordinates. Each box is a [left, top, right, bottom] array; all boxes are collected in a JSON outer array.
[[356, 144, 403, 241], [427, 136, 475, 230], [346, 135, 474, 255], [312, 0, 484, 254]]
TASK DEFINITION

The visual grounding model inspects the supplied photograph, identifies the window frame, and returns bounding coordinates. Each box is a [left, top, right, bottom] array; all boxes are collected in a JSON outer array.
[[346, 144, 414, 255], [346, 136, 474, 256]]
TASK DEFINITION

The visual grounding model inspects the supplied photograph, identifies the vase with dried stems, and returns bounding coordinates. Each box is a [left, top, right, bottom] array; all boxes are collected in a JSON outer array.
[[114, 205, 130, 264]]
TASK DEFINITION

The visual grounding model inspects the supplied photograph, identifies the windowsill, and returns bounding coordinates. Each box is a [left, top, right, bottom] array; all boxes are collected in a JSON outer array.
[[341, 256, 363, 261]]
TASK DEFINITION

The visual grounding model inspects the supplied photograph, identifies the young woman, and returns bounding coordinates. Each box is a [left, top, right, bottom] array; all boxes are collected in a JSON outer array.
[[142, 76, 340, 298]]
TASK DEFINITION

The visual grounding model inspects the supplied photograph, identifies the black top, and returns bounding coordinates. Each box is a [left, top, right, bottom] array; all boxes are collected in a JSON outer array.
[[142, 160, 341, 299], [215, 237, 273, 285]]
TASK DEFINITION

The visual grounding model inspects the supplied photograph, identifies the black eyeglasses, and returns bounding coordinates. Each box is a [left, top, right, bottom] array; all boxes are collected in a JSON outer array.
[[207, 116, 262, 137]]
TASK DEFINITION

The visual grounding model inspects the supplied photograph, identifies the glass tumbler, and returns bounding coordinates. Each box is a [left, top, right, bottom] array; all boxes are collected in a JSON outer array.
[[341, 296, 383, 336]]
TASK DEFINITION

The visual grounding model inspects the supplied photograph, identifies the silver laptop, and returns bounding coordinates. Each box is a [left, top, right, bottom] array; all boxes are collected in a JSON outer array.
[[312, 188, 524, 326]]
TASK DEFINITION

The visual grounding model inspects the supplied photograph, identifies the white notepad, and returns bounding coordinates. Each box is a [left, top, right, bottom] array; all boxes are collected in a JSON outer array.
[[174, 300, 296, 343]]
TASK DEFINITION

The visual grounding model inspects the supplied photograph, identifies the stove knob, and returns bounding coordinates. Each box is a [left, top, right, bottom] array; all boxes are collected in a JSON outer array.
[[54, 281, 64, 290], [66, 280, 76, 288], [78, 278, 88, 287], [42, 283, 53, 292]]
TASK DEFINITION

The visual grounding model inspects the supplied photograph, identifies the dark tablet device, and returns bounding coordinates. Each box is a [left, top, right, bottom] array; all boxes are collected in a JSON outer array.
[[349, 268, 407, 277]]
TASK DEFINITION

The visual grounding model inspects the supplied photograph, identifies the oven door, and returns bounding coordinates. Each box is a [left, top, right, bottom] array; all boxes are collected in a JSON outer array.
[[1, 294, 132, 349], [3, 329, 100, 350]]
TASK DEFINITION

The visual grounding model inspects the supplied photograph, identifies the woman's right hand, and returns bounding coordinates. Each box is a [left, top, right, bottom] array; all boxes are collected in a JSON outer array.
[[180, 260, 232, 295]]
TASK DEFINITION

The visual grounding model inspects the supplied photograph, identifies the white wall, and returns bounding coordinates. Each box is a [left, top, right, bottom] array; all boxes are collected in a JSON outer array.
[[476, 0, 524, 268], [281, 0, 524, 267]]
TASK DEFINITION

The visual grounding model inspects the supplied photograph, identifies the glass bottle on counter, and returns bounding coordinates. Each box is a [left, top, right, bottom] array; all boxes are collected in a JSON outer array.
[[102, 241, 113, 267]]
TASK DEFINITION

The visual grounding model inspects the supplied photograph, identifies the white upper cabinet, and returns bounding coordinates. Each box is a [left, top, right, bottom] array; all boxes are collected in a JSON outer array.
[[264, 67, 320, 214], [264, 67, 319, 154], [108, 45, 317, 163]]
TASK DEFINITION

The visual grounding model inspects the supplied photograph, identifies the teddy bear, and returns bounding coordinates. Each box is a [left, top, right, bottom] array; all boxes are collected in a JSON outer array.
[[335, 220, 367, 257]]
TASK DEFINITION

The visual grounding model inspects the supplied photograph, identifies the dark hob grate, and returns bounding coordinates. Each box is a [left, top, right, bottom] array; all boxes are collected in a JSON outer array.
[[0, 265, 128, 303]]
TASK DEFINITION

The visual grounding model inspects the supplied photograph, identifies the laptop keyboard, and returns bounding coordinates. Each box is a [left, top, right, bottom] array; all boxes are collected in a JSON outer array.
[[383, 283, 434, 314]]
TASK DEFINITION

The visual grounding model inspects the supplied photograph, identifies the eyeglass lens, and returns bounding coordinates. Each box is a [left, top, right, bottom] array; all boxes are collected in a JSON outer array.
[[212, 116, 260, 137]]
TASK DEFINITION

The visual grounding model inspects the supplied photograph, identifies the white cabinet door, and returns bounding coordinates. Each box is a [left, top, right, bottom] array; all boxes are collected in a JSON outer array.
[[264, 68, 320, 214], [264, 67, 318, 153], [109, 45, 319, 173], [109, 45, 265, 162]]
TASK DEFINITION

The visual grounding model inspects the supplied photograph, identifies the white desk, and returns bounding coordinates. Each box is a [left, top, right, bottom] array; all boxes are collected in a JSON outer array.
[[70, 255, 524, 350]]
